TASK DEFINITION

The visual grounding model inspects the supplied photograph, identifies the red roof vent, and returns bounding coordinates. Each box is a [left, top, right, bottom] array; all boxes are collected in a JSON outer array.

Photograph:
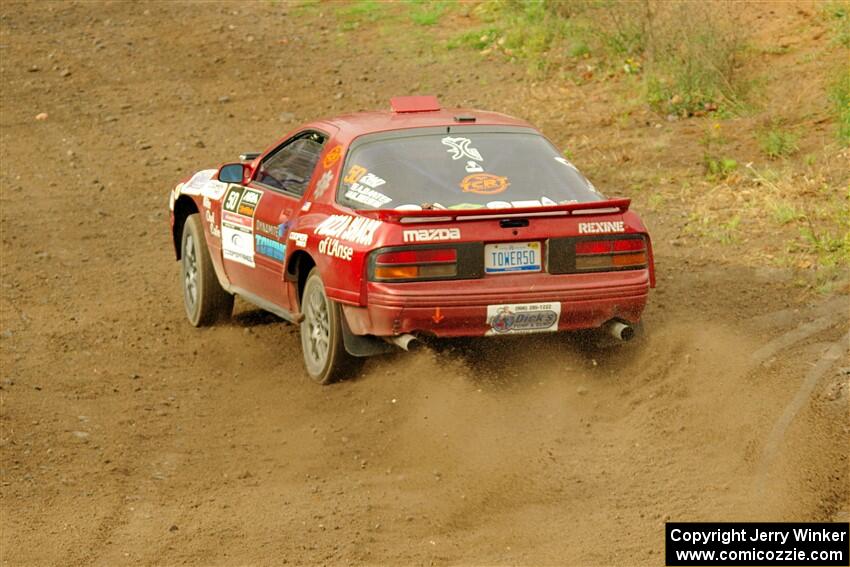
[[390, 95, 441, 113]]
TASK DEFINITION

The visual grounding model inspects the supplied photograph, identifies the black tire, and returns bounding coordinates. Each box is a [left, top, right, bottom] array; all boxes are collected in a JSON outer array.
[[181, 214, 233, 327], [299, 268, 363, 384]]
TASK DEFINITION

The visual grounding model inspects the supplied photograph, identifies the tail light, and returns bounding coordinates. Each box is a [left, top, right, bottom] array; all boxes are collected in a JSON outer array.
[[372, 247, 458, 281], [574, 236, 647, 271]]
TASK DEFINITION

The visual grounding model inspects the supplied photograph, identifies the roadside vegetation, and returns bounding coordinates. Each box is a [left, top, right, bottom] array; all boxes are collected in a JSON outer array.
[[313, 0, 848, 292]]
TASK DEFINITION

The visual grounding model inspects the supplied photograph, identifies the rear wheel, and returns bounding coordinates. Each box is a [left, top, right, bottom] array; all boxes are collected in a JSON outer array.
[[300, 269, 362, 384], [181, 214, 233, 326]]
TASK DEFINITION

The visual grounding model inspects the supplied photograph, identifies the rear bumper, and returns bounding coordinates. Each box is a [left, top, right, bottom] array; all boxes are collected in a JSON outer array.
[[343, 270, 650, 338]]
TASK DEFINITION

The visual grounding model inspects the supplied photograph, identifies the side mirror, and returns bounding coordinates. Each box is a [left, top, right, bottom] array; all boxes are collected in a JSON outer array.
[[218, 163, 247, 184]]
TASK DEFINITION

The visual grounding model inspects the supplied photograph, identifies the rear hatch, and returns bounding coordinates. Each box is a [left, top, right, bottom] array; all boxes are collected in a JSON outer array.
[[337, 125, 653, 285], [361, 200, 652, 284]]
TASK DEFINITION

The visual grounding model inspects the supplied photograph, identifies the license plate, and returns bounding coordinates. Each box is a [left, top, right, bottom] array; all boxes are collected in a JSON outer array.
[[484, 242, 541, 274]]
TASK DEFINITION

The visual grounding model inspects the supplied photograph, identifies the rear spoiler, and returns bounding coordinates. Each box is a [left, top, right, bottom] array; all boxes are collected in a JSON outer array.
[[359, 198, 631, 224]]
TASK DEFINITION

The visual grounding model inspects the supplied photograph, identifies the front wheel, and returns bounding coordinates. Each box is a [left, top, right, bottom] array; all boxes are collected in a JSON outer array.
[[300, 269, 362, 384], [181, 214, 233, 326]]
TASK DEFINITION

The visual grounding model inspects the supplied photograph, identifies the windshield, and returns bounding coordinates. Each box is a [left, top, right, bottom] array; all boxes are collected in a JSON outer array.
[[336, 130, 604, 211]]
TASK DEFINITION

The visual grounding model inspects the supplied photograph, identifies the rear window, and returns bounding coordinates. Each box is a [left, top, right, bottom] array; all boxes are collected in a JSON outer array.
[[336, 130, 603, 210]]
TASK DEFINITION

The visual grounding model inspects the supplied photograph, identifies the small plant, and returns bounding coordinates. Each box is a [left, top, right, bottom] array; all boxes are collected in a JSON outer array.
[[829, 64, 850, 146], [409, 1, 446, 26], [700, 122, 738, 179], [823, 0, 850, 47], [758, 125, 799, 159], [337, 0, 385, 30], [704, 157, 739, 180], [770, 201, 802, 225]]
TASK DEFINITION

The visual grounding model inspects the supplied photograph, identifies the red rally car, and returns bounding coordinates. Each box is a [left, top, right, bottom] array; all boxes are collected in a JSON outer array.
[[169, 96, 655, 384]]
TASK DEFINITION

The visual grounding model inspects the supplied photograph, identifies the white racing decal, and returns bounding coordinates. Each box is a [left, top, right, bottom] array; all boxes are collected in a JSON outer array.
[[222, 212, 254, 267], [288, 232, 308, 248], [578, 221, 625, 234], [318, 238, 353, 261], [205, 209, 220, 238], [345, 171, 390, 208], [486, 302, 561, 336], [555, 157, 602, 196], [403, 228, 461, 242], [179, 169, 229, 200], [314, 214, 382, 246], [220, 186, 263, 267], [301, 201, 312, 212], [442, 137, 483, 162], [314, 170, 334, 199], [394, 197, 572, 211]]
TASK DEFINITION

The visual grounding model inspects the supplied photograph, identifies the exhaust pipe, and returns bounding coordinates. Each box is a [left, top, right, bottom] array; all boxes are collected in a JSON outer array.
[[385, 333, 419, 351], [606, 320, 635, 342]]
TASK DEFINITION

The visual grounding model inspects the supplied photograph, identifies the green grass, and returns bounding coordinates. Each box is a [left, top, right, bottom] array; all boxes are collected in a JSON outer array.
[[337, 0, 386, 30], [408, 0, 448, 26], [770, 201, 802, 225], [703, 156, 738, 180], [830, 64, 850, 146], [823, 0, 850, 47], [758, 125, 799, 159]]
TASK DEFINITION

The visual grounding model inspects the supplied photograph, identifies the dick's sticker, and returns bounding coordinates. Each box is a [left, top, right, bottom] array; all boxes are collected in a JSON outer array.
[[486, 302, 561, 336]]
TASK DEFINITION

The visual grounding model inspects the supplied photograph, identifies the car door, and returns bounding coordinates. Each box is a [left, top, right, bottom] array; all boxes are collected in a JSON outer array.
[[222, 130, 327, 310]]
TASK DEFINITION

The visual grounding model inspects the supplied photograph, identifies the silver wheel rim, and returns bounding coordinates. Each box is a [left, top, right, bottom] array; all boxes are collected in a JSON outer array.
[[183, 233, 198, 313], [302, 281, 330, 375]]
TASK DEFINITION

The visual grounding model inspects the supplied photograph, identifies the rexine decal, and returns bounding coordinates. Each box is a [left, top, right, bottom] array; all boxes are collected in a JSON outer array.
[[578, 221, 625, 234], [486, 302, 561, 336], [314, 214, 382, 246]]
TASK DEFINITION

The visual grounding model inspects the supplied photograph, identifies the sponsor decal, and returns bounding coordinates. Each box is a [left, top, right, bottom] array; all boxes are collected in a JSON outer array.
[[318, 237, 353, 261], [288, 231, 308, 248], [255, 234, 286, 261], [344, 164, 368, 184], [205, 209, 221, 239], [465, 160, 484, 173], [486, 302, 561, 336], [301, 201, 312, 212], [221, 186, 262, 267], [578, 221, 625, 234], [180, 169, 228, 200], [442, 137, 483, 162], [345, 185, 391, 208], [403, 228, 461, 242], [314, 214, 382, 246], [202, 196, 212, 209], [313, 170, 334, 199], [237, 188, 261, 217], [322, 145, 342, 169], [222, 223, 254, 267], [460, 173, 510, 196], [395, 197, 570, 211], [255, 220, 279, 237]]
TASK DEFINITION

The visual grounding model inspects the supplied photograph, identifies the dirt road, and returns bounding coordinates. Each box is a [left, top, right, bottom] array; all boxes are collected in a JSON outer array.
[[1, 2, 847, 565]]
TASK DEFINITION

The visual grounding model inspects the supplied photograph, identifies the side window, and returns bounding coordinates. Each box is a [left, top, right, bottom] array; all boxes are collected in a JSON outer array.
[[256, 132, 325, 195]]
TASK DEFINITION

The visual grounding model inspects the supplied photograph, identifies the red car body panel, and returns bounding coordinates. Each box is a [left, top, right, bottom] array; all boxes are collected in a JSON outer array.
[[169, 102, 655, 340]]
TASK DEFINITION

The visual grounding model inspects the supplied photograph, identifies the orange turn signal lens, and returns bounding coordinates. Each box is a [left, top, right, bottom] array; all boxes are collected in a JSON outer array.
[[612, 251, 647, 267], [375, 266, 419, 279]]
